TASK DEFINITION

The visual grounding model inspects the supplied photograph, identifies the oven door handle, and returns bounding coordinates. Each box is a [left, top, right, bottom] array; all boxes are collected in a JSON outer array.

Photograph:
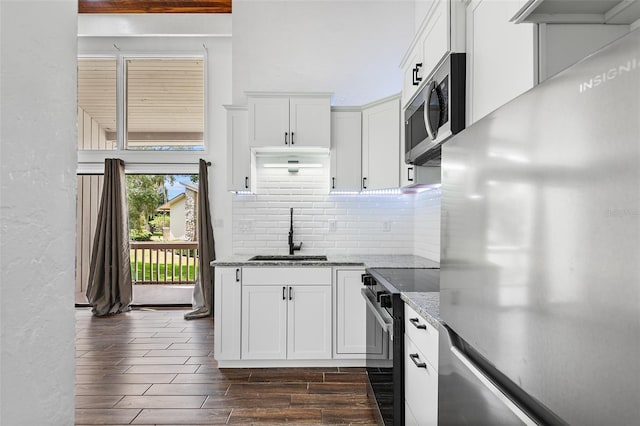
[[361, 289, 393, 333]]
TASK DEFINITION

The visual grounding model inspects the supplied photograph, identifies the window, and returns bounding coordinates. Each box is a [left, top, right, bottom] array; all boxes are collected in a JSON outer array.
[[77, 58, 117, 150], [77, 56, 205, 152], [126, 59, 204, 151]]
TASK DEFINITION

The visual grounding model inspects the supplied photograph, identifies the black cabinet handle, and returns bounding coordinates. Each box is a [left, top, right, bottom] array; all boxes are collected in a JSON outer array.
[[235, 268, 240, 282], [288, 286, 293, 300], [291, 132, 295, 145], [409, 317, 427, 330], [379, 294, 392, 308], [244, 176, 249, 189], [332, 177, 335, 189], [412, 63, 423, 86], [282, 286, 286, 300], [410, 353, 427, 369], [361, 274, 374, 286], [284, 132, 288, 145], [407, 167, 414, 182], [362, 177, 367, 189]]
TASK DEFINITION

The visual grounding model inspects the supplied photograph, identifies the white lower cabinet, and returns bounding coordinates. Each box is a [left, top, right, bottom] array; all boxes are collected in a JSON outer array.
[[213, 267, 242, 361], [241, 267, 332, 361], [241, 285, 288, 359], [334, 268, 386, 358], [404, 303, 439, 425], [214, 265, 388, 366], [286, 285, 332, 359]]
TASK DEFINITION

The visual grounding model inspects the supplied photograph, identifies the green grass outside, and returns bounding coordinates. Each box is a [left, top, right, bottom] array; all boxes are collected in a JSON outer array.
[[131, 261, 198, 283]]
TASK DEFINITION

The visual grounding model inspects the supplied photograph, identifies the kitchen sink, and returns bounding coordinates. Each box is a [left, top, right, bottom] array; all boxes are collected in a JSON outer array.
[[248, 255, 328, 262]]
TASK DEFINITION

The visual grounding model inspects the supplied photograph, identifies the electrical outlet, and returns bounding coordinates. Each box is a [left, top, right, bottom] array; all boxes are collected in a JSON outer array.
[[239, 220, 253, 233], [328, 220, 337, 232], [383, 221, 391, 232]]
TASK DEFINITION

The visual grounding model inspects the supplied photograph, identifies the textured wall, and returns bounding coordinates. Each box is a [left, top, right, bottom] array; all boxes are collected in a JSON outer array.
[[0, 1, 77, 424]]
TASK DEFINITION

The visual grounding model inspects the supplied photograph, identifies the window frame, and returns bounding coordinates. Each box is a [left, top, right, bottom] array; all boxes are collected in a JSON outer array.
[[77, 50, 208, 175]]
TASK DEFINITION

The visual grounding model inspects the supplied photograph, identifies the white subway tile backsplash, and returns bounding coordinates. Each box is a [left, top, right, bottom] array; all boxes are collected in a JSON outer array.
[[232, 156, 441, 259]]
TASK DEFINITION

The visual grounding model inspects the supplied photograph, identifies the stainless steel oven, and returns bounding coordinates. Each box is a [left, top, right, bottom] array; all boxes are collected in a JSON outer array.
[[362, 274, 401, 426], [362, 266, 440, 426], [405, 53, 465, 166]]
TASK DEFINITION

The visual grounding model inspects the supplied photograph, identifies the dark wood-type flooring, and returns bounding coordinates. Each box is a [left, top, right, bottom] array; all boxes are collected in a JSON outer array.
[[76, 307, 381, 425]]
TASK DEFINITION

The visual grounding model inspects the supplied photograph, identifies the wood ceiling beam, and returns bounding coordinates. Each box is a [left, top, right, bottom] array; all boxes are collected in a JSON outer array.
[[78, 0, 232, 14]]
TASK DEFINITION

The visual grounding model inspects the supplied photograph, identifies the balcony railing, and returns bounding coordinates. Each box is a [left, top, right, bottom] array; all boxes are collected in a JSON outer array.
[[130, 241, 199, 285]]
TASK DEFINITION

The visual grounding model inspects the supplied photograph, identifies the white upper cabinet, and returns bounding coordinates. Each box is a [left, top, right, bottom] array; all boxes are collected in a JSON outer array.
[[400, 0, 466, 107], [362, 96, 401, 191], [225, 106, 252, 192], [330, 109, 362, 192], [247, 93, 331, 148], [465, 0, 537, 124]]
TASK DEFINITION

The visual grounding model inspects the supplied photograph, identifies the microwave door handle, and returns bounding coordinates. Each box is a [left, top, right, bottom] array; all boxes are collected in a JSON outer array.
[[423, 80, 438, 141]]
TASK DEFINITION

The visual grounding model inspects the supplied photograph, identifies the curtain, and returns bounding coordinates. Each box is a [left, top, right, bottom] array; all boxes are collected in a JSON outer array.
[[86, 158, 132, 316], [185, 159, 216, 320]]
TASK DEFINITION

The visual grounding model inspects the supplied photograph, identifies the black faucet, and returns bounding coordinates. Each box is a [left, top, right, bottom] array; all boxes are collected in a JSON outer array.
[[288, 207, 302, 255]]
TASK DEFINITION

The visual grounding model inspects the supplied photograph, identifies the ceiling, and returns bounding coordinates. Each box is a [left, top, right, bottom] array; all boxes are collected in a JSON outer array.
[[78, 0, 232, 14]]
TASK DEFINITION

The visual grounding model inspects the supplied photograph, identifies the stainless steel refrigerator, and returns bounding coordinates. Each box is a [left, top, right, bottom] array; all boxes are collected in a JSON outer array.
[[438, 29, 640, 425]]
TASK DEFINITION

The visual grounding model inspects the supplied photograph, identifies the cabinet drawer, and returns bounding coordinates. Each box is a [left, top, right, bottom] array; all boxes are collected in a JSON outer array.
[[404, 303, 438, 369], [242, 267, 331, 285], [404, 335, 438, 426]]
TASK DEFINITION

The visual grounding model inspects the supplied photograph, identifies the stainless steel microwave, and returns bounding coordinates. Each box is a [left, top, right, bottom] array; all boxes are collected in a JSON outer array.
[[405, 53, 466, 166]]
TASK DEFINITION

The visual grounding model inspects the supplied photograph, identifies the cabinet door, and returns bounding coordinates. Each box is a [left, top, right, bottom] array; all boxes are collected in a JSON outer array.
[[214, 267, 242, 360], [226, 108, 251, 192], [330, 111, 362, 192], [362, 97, 400, 191], [289, 97, 331, 148], [241, 285, 287, 359], [466, 0, 536, 124], [420, 0, 449, 81], [248, 97, 290, 147], [335, 269, 385, 357], [287, 285, 332, 359], [402, 48, 423, 107]]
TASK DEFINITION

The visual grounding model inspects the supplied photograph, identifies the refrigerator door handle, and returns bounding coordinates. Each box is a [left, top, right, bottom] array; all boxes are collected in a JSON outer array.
[[450, 346, 538, 426]]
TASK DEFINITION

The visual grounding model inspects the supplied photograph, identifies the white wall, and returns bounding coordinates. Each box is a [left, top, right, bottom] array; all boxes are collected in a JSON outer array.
[[0, 1, 77, 424], [232, 0, 415, 106], [233, 155, 416, 255]]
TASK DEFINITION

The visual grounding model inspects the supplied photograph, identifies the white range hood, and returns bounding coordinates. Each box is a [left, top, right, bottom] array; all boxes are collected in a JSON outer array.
[[512, 0, 640, 24]]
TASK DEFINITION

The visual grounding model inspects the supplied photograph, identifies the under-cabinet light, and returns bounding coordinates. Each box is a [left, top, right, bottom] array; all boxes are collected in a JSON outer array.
[[263, 160, 323, 173], [360, 188, 403, 195], [263, 162, 323, 168]]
